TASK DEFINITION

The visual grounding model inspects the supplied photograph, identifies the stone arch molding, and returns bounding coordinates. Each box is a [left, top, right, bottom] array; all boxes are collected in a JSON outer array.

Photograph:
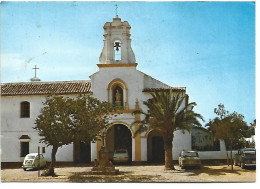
[[107, 78, 129, 109], [105, 121, 134, 138]]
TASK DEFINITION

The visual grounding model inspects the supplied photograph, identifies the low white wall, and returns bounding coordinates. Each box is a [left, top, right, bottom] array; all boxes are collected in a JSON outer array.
[[172, 130, 192, 160], [198, 151, 237, 160]]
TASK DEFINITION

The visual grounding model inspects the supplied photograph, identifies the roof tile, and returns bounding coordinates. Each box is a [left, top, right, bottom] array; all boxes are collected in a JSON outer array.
[[1, 80, 92, 96]]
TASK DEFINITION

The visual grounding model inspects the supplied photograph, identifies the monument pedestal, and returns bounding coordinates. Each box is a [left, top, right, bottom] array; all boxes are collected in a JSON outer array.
[[88, 147, 119, 175]]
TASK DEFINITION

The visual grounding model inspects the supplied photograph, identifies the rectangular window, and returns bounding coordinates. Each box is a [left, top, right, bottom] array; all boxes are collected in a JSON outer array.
[[42, 147, 45, 153], [20, 142, 29, 157]]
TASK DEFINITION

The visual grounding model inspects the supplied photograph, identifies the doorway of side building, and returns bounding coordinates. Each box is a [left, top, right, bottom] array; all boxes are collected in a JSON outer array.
[[106, 124, 132, 163], [147, 130, 165, 163], [74, 142, 91, 163]]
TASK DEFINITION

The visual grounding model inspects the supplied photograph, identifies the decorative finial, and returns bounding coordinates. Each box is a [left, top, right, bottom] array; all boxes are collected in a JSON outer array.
[[30, 65, 41, 82], [115, 3, 118, 17]]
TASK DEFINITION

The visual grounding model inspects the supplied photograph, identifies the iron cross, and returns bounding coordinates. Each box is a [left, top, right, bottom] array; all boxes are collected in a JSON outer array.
[[32, 65, 40, 78]]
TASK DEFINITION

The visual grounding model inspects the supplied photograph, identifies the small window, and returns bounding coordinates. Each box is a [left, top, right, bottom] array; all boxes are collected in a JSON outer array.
[[42, 147, 45, 153], [21, 101, 30, 118], [20, 142, 29, 157]]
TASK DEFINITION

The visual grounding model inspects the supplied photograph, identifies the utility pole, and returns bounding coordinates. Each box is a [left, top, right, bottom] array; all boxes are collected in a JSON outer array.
[[38, 146, 40, 177]]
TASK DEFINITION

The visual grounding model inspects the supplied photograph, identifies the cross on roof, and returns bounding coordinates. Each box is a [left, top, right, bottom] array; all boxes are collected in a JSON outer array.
[[32, 65, 40, 78]]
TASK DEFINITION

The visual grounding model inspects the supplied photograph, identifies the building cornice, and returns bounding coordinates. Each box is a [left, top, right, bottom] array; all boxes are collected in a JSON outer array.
[[97, 63, 138, 68]]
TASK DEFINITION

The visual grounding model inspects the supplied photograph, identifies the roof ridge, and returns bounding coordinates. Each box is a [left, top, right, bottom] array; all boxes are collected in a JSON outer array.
[[1, 80, 91, 85]]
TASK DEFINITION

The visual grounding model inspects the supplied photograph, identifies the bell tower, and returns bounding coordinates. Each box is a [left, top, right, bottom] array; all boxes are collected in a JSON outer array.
[[99, 16, 136, 64]]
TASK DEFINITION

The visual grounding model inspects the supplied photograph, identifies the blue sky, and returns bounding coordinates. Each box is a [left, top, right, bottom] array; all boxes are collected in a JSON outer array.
[[1, 1, 255, 125]]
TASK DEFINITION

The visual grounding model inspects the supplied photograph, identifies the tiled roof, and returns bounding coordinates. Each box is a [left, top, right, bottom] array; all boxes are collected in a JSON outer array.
[[143, 87, 186, 92], [1, 80, 92, 96]]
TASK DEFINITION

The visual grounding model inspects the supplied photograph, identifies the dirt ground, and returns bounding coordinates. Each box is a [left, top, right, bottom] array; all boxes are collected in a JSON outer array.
[[1, 164, 256, 183]]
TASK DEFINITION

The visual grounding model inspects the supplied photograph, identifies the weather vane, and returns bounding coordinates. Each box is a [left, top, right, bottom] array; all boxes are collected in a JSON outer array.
[[115, 3, 118, 16]]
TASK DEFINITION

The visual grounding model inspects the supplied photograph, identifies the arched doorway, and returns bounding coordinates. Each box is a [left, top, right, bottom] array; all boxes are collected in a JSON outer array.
[[147, 130, 165, 163], [106, 124, 132, 163]]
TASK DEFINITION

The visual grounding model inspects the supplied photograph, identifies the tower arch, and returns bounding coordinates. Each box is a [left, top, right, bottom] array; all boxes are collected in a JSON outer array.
[[99, 16, 136, 64]]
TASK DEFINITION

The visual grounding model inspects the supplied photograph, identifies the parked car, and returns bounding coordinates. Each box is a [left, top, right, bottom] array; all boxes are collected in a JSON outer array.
[[113, 149, 129, 163], [234, 148, 256, 169], [179, 150, 201, 169], [22, 153, 47, 171]]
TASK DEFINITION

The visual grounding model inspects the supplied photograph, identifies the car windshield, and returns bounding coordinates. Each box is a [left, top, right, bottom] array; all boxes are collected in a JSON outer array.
[[26, 155, 36, 159], [183, 152, 198, 157], [115, 150, 127, 153], [244, 153, 256, 158]]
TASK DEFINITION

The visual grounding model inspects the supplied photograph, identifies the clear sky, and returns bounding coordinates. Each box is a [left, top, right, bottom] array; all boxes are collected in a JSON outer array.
[[1, 1, 255, 125]]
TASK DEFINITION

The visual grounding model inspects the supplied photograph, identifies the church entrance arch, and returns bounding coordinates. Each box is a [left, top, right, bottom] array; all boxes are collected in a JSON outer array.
[[147, 130, 165, 163], [106, 123, 132, 163]]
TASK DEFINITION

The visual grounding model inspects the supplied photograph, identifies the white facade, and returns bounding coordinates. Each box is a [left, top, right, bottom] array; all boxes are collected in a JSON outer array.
[[1, 16, 191, 163]]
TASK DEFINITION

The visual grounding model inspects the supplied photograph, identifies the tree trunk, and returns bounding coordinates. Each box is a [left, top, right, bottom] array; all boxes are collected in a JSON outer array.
[[230, 140, 233, 170], [163, 136, 174, 170], [48, 145, 59, 175]]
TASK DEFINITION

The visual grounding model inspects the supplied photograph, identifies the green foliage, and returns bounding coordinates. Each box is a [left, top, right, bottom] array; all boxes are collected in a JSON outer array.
[[34, 95, 116, 147], [34, 95, 74, 148], [207, 104, 250, 170], [207, 104, 249, 143], [132, 90, 203, 170], [132, 90, 204, 137]]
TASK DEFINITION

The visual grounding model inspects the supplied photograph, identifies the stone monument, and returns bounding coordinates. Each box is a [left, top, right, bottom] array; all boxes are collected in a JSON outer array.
[[88, 146, 119, 175]]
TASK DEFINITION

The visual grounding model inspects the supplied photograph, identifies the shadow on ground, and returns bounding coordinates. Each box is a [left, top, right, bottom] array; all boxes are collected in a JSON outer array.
[[68, 171, 162, 182], [184, 166, 255, 176]]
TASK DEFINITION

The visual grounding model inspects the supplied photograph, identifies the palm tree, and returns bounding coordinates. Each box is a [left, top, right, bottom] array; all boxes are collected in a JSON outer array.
[[132, 90, 204, 170]]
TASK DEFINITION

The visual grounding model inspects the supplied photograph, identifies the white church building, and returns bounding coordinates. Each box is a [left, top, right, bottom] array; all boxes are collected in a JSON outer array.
[[1, 16, 192, 164]]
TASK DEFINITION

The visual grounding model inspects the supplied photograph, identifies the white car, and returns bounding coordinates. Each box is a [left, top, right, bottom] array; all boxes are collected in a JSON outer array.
[[113, 149, 129, 163], [22, 153, 47, 171], [179, 150, 201, 169]]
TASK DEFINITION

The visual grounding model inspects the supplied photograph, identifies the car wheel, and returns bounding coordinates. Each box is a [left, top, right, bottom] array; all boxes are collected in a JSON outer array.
[[23, 168, 27, 171]]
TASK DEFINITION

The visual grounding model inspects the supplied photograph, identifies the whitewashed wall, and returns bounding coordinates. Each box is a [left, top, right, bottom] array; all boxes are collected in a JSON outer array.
[[172, 130, 192, 160], [1, 95, 76, 162], [198, 151, 237, 160]]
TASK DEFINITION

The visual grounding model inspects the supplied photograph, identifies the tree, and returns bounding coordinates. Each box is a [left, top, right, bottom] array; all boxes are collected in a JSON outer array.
[[132, 90, 204, 170], [69, 95, 116, 145], [34, 95, 116, 175], [207, 104, 248, 170], [34, 96, 74, 175]]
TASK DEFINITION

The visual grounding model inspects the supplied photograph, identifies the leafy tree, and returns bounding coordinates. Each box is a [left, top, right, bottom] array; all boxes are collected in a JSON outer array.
[[34, 95, 115, 175], [70, 95, 116, 144], [207, 104, 248, 170], [248, 119, 256, 136], [132, 90, 204, 170]]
